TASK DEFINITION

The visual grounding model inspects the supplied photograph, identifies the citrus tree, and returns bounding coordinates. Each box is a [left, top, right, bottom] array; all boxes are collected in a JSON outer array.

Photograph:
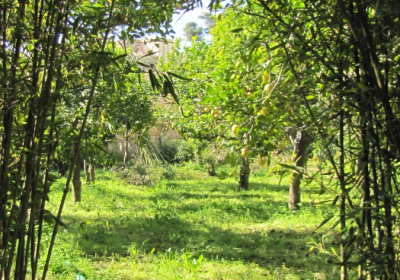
[[161, 10, 314, 197]]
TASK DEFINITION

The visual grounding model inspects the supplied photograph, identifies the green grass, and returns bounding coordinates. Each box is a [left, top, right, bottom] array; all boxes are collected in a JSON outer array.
[[40, 165, 342, 280]]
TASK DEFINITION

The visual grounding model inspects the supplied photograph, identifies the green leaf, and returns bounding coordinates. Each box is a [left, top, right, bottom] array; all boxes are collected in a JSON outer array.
[[113, 54, 127, 61], [197, 254, 203, 264], [163, 79, 179, 105], [331, 247, 338, 257], [306, 95, 315, 100], [27, 44, 34, 52], [43, 210, 67, 227], [231, 28, 243, 33], [278, 163, 303, 172], [46, 173, 59, 183], [356, 83, 370, 91], [163, 81, 169, 97], [314, 200, 333, 205], [314, 215, 334, 231], [167, 72, 192, 81], [148, 69, 161, 91], [139, 51, 158, 59], [206, 85, 215, 95], [162, 73, 172, 84], [73, 17, 81, 31], [332, 195, 339, 206], [137, 62, 150, 68]]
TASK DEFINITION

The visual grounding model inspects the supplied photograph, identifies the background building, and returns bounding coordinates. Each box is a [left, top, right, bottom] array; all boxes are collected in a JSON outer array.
[[130, 39, 175, 62]]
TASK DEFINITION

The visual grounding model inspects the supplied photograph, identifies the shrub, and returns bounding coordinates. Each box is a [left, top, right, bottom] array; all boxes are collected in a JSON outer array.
[[157, 139, 179, 163]]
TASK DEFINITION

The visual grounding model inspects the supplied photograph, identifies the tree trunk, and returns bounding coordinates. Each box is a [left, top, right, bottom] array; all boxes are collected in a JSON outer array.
[[123, 127, 129, 164], [239, 157, 250, 191], [85, 157, 95, 185], [90, 164, 95, 183], [208, 163, 216, 176], [288, 131, 313, 210], [85, 160, 89, 184], [72, 153, 82, 204], [86, 163, 95, 184]]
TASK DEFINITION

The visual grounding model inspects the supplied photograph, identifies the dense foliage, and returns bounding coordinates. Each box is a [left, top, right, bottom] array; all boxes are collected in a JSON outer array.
[[163, 0, 400, 278]]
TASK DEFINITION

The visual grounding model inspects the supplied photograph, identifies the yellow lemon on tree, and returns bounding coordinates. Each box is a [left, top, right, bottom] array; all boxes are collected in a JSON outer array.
[[262, 72, 270, 83], [241, 147, 250, 157], [257, 107, 268, 116], [231, 124, 240, 134], [258, 156, 268, 167], [211, 109, 220, 117], [264, 84, 273, 93]]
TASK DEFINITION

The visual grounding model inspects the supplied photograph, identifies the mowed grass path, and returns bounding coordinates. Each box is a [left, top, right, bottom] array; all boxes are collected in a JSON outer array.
[[43, 166, 340, 279]]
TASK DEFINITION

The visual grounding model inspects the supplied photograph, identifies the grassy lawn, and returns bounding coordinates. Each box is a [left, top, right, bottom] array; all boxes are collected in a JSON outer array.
[[40, 164, 342, 279]]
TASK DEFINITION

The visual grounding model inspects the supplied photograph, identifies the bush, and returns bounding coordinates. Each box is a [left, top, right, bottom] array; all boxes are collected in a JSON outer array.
[[113, 165, 152, 186], [175, 139, 197, 163], [112, 163, 178, 186], [134, 164, 147, 176], [161, 165, 176, 180], [156, 138, 202, 164], [157, 139, 179, 163]]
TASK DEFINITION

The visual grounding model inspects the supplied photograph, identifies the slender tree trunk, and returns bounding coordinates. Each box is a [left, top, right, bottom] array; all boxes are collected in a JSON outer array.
[[83, 159, 87, 179], [72, 153, 82, 204], [123, 127, 129, 164], [338, 107, 347, 280], [239, 157, 250, 191], [86, 163, 95, 184], [85, 162, 90, 184], [288, 130, 313, 210], [90, 165, 95, 183], [208, 163, 216, 176]]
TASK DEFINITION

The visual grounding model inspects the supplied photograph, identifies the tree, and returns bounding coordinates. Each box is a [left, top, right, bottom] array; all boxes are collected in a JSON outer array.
[[103, 65, 155, 165], [161, 13, 279, 191], [183, 22, 205, 41], [198, 12, 215, 33], [162, 8, 317, 198], [287, 130, 313, 210]]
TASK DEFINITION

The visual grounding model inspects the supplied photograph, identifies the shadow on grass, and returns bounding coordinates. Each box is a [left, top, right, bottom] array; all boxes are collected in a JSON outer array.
[[88, 178, 322, 205], [63, 209, 335, 274], [82, 182, 288, 209]]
